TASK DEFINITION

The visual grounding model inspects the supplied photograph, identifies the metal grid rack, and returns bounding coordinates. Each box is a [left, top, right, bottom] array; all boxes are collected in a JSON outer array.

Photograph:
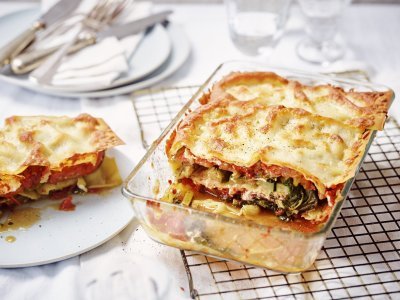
[[132, 86, 400, 300]]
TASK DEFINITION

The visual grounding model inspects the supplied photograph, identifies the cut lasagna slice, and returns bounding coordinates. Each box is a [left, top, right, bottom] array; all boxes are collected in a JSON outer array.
[[0, 114, 124, 210], [166, 74, 391, 222]]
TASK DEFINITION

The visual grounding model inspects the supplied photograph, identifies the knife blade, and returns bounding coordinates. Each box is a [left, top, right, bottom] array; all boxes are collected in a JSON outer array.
[[39, 0, 81, 27], [98, 10, 172, 40], [0, 0, 80, 68], [11, 10, 173, 75]]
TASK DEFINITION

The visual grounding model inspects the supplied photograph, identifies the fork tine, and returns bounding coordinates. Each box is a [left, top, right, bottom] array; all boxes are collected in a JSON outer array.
[[88, 0, 107, 18], [84, 0, 115, 31], [97, 1, 117, 24], [89, 0, 111, 20], [105, 0, 130, 23], [112, 0, 131, 19], [100, 0, 131, 26]]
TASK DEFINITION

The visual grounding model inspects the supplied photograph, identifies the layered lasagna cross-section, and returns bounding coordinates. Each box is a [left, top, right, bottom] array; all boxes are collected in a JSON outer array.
[[0, 114, 123, 211], [166, 72, 392, 223]]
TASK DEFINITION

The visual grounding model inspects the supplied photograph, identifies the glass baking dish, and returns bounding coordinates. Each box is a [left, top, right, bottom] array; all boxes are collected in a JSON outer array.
[[122, 61, 394, 273]]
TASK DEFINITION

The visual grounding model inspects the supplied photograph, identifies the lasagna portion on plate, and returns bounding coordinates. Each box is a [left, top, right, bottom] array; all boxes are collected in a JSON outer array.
[[0, 113, 123, 210], [165, 72, 392, 223]]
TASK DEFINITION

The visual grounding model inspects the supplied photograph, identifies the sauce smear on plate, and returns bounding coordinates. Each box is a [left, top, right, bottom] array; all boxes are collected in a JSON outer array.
[[0, 207, 41, 233]]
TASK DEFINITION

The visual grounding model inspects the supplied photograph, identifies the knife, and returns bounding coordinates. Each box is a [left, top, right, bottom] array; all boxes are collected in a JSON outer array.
[[11, 10, 173, 75], [0, 0, 80, 68]]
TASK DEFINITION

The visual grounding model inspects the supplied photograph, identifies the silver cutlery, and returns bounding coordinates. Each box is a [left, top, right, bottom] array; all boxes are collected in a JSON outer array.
[[11, 10, 173, 75], [30, 0, 130, 85], [0, 0, 80, 68]]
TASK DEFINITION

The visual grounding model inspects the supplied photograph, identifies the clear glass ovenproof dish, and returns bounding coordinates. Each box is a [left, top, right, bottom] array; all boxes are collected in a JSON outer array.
[[122, 61, 394, 273]]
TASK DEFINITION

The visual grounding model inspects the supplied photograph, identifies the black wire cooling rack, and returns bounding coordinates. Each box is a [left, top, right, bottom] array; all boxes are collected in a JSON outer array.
[[132, 85, 400, 300]]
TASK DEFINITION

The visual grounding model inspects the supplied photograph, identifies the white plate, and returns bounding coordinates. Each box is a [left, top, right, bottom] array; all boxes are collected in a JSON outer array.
[[0, 23, 190, 98], [0, 8, 172, 93], [0, 149, 134, 268]]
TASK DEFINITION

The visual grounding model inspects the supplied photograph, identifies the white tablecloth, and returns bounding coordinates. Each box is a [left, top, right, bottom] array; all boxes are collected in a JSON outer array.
[[0, 2, 398, 299]]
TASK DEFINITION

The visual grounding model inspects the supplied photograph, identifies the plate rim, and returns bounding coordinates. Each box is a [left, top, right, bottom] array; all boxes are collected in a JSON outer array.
[[0, 215, 133, 268]]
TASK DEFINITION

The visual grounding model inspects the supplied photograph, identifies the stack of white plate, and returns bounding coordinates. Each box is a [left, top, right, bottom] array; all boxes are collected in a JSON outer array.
[[0, 8, 191, 98]]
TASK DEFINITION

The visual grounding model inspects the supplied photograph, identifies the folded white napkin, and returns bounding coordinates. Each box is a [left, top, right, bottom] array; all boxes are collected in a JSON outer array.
[[34, 0, 153, 87]]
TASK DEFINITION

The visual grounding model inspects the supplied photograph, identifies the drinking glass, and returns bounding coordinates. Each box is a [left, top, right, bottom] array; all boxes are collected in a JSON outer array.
[[297, 0, 352, 64], [225, 0, 292, 56]]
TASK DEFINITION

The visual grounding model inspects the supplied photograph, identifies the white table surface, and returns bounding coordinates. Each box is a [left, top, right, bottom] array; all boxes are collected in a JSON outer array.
[[1, 2, 400, 98], [0, 2, 399, 299]]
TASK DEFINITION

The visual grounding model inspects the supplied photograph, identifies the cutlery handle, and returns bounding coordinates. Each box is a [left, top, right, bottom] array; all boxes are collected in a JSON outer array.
[[11, 36, 96, 74], [30, 23, 85, 85], [0, 21, 44, 68]]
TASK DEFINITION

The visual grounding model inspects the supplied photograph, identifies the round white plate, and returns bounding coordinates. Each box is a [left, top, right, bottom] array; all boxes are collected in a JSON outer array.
[[0, 149, 134, 268], [0, 23, 190, 98], [0, 8, 172, 93]]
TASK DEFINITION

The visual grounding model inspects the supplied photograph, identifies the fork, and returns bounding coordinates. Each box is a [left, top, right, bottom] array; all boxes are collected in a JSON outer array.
[[30, 0, 130, 85]]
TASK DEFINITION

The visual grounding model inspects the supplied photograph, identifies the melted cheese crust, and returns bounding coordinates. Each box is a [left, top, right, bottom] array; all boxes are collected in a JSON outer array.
[[168, 86, 379, 198], [0, 114, 123, 195], [202, 72, 392, 130]]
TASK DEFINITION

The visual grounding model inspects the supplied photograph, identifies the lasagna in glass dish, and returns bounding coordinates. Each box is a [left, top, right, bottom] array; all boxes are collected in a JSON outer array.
[[123, 62, 394, 272], [165, 71, 392, 224], [0, 113, 123, 212]]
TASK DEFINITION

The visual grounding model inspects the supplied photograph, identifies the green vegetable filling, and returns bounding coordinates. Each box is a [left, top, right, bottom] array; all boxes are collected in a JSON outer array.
[[242, 179, 317, 220], [175, 164, 319, 221]]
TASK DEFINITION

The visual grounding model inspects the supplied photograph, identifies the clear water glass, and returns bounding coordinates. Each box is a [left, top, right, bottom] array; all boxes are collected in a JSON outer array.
[[225, 0, 292, 56], [297, 0, 352, 64]]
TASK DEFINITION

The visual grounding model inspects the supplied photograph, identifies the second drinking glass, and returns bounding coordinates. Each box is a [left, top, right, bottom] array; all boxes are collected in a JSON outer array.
[[225, 0, 292, 56], [297, 0, 352, 64]]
